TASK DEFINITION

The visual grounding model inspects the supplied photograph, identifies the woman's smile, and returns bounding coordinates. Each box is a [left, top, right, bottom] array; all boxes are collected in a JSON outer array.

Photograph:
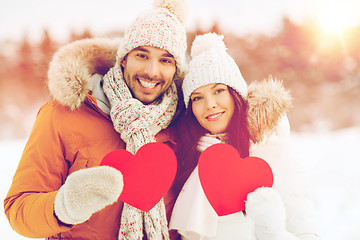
[[205, 111, 225, 121]]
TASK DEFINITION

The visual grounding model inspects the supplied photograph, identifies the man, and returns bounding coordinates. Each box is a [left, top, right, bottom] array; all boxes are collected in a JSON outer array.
[[4, 0, 188, 239]]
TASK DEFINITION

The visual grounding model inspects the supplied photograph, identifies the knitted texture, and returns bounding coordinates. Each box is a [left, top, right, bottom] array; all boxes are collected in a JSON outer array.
[[54, 166, 124, 225], [117, 0, 188, 77], [102, 56, 178, 239], [182, 33, 248, 107]]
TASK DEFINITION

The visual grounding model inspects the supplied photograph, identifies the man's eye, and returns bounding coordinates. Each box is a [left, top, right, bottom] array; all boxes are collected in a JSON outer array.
[[136, 54, 147, 59], [161, 58, 174, 64]]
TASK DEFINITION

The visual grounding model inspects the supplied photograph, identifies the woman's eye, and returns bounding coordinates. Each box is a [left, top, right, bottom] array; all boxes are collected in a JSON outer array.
[[192, 96, 202, 102], [215, 89, 225, 94]]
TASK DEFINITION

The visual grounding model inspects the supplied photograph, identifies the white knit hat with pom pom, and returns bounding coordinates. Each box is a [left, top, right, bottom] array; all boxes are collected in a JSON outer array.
[[117, 0, 188, 77], [182, 32, 248, 107]]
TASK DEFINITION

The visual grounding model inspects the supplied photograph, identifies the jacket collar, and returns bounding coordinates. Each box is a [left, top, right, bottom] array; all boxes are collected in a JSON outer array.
[[88, 74, 111, 115]]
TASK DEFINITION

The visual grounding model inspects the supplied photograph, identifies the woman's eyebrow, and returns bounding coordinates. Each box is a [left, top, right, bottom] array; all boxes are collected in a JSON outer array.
[[191, 90, 202, 96], [211, 83, 222, 89]]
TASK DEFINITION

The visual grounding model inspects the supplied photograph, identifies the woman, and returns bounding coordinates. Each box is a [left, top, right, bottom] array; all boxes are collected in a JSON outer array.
[[169, 33, 320, 240]]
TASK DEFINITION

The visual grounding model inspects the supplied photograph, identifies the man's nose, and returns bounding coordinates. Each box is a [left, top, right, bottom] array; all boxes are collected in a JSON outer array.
[[144, 60, 160, 79]]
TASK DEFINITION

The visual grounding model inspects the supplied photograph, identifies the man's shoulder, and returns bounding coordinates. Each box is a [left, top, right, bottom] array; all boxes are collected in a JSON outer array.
[[37, 99, 100, 121], [48, 38, 120, 111], [38, 99, 70, 115]]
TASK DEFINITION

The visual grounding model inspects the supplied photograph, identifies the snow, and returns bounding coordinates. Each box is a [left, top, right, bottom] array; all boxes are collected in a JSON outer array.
[[290, 127, 360, 240], [1, 127, 360, 239], [0, 139, 32, 239]]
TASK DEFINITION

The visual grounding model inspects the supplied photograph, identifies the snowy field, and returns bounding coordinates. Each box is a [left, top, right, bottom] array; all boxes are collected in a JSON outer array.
[[1, 127, 360, 240]]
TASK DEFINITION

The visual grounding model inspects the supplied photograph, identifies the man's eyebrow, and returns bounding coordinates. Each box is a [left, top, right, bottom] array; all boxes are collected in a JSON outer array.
[[133, 46, 149, 53], [162, 52, 174, 58], [132, 46, 174, 58]]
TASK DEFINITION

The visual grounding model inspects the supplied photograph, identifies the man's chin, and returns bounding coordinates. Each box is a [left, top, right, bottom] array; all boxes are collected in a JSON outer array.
[[136, 94, 159, 105]]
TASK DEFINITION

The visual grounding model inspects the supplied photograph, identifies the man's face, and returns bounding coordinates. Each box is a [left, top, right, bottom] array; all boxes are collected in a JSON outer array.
[[121, 46, 177, 104]]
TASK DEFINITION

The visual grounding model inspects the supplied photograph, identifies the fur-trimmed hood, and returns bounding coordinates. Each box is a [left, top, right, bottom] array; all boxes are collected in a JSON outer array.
[[247, 77, 293, 144], [48, 38, 121, 110]]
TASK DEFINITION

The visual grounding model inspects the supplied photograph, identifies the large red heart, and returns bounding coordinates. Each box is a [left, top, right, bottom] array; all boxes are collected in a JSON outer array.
[[198, 143, 273, 216], [100, 142, 177, 212]]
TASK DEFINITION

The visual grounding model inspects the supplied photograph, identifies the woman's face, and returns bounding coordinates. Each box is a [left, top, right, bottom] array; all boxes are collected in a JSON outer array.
[[190, 83, 235, 134]]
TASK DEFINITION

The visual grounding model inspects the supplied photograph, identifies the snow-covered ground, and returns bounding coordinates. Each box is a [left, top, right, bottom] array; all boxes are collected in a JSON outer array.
[[1, 127, 360, 239], [0, 139, 32, 239], [290, 127, 360, 240]]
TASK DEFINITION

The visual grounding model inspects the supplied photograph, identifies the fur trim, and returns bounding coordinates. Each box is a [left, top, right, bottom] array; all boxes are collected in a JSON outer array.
[[247, 76, 293, 144], [48, 38, 121, 110]]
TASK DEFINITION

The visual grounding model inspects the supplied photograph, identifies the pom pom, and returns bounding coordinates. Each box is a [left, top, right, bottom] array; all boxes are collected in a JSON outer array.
[[153, 0, 189, 24], [191, 33, 227, 58]]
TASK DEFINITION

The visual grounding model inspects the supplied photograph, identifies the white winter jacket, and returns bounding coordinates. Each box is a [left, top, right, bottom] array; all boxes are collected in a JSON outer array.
[[170, 80, 321, 240]]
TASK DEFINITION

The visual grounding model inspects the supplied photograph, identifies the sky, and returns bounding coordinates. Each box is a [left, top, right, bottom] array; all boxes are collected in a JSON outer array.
[[1, 0, 360, 43]]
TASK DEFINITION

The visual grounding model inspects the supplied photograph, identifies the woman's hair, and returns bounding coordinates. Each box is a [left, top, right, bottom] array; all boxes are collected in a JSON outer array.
[[172, 86, 250, 195], [226, 87, 250, 158]]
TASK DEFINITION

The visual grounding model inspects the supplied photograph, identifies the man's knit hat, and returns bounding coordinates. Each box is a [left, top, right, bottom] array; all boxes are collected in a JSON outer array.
[[117, 0, 188, 77], [182, 33, 248, 107]]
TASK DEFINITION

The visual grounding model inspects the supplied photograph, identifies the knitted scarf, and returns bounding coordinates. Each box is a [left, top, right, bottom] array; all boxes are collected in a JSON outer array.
[[103, 59, 178, 240]]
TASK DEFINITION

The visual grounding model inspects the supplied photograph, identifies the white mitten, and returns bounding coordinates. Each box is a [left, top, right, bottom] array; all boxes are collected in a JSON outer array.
[[197, 134, 222, 152], [54, 166, 123, 225], [246, 187, 297, 240]]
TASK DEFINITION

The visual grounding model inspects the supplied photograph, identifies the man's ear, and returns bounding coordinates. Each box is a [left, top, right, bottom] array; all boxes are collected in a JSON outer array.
[[120, 57, 126, 68]]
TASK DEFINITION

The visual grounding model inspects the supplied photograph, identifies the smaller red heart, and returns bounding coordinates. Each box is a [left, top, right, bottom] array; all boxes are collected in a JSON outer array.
[[198, 143, 273, 216], [101, 142, 177, 212]]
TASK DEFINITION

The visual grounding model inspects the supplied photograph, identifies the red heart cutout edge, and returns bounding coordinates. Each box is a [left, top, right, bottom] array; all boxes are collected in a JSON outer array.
[[101, 142, 177, 212], [198, 143, 273, 216]]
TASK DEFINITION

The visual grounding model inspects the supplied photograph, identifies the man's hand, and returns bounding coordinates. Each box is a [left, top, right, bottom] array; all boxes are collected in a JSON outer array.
[[54, 166, 123, 225]]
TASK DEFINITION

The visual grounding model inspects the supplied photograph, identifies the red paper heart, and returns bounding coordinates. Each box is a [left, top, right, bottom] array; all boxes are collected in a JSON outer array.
[[198, 143, 273, 216], [100, 142, 177, 212]]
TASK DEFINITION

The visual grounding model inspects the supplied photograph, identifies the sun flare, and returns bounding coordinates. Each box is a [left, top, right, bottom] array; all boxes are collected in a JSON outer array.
[[317, 5, 358, 34]]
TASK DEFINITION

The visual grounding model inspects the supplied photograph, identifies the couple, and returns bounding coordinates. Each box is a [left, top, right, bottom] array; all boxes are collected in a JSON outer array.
[[4, 0, 320, 239]]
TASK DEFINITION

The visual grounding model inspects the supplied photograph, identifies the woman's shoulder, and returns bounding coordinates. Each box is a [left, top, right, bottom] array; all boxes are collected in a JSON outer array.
[[247, 76, 293, 144]]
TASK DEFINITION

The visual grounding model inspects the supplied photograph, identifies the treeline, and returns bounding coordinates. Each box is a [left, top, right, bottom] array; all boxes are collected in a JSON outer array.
[[1, 18, 359, 139]]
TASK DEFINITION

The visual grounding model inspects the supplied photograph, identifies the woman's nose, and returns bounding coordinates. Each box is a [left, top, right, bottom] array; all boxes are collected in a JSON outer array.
[[206, 97, 217, 109]]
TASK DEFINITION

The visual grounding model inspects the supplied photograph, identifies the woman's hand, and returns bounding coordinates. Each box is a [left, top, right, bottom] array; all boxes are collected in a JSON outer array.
[[246, 187, 297, 240], [197, 134, 222, 152]]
